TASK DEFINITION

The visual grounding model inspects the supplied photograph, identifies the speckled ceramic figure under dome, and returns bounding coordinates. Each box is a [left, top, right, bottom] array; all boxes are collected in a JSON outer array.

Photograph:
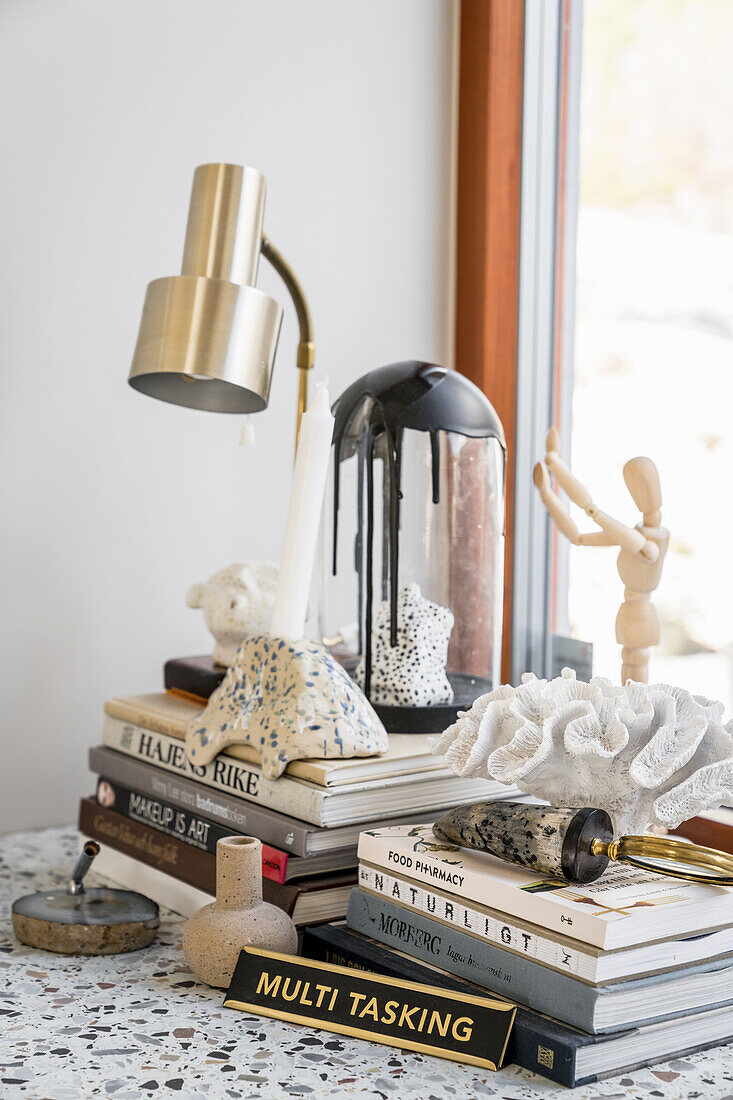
[[321, 362, 506, 734]]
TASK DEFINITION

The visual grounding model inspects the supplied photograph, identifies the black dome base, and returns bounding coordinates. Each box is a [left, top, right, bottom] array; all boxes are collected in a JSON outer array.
[[344, 666, 493, 735]]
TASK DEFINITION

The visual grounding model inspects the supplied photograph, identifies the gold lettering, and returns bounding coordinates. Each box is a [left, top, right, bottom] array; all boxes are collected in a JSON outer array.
[[314, 983, 331, 1009], [416, 1008, 428, 1032], [427, 1010, 450, 1037], [281, 978, 302, 1002], [299, 981, 313, 1007], [93, 814, 119, 837], [348, 992, 366, 1015], [256, 972, 281, 998], [398, 1004, 420, 1030], [328, 987, 338, 1011], [381, 1000, 398, 1025], [358, 997, 379, 1021], [451, 1016, 473, 1042]]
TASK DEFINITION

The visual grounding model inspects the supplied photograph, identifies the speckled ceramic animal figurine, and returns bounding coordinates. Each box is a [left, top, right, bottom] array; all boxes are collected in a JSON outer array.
[[354, 583, 454, 706], [186, 634, 389, 779], [186, 562, 279, 666]]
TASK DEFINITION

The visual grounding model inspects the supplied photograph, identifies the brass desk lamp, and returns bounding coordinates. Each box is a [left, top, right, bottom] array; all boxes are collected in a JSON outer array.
[[129, 163, 314, 440]]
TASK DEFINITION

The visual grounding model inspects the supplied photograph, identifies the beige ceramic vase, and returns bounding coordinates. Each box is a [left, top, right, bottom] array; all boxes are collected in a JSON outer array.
[[182, 836, 298, 988]]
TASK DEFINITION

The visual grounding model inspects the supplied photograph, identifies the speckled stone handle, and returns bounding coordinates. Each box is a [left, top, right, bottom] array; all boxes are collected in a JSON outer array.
[[433, 801, 614, 884]]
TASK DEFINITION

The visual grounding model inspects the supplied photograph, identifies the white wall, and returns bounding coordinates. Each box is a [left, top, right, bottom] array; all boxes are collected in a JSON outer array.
[[0, 0, 457, 832]]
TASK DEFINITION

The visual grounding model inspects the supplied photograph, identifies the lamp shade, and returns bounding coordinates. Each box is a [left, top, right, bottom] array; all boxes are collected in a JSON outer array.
[[129, 164, 283, 413]]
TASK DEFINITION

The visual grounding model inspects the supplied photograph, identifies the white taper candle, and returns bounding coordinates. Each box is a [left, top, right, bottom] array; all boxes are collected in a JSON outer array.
[[270, 382, 334, 640]]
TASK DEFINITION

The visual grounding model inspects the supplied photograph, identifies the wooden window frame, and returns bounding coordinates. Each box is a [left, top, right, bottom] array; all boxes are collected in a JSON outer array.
[[455, 0, 582, 682], [455, 0, 525, 684]]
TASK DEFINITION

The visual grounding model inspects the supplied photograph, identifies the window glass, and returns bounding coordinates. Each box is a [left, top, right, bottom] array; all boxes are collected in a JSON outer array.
[[568, 0, 733, 707]]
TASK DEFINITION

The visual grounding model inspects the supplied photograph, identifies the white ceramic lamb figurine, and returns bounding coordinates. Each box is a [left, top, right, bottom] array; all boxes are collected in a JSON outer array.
[[186, 562, 279, 666]]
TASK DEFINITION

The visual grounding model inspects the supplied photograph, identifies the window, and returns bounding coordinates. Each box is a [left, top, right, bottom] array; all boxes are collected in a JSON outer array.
[[565, 0, 733, 705]]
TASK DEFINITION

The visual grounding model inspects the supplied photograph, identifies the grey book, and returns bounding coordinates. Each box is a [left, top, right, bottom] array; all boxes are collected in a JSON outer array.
[[89, 746, 478, 857], [90, 745, 336, 855], [347, 888, 733, 1035], [101, 717, 511, 828]]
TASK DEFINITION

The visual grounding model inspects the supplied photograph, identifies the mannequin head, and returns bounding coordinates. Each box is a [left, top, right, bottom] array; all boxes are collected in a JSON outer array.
[[623, 457, 662, 523]]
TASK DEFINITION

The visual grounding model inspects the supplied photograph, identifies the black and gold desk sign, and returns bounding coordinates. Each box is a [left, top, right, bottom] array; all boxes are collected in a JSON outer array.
[[224, 947, 515, 1070]]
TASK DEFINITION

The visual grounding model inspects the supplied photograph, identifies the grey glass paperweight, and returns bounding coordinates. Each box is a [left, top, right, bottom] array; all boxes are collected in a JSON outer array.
[[12, 840, 159, 955]]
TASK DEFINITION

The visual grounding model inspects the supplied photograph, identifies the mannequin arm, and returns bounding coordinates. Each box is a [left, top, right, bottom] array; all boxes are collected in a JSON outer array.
[[533, 463, 583, 543], [543, 428, 659, 561], [587, 507, 660, 561], [578, 530, 617, 547], [545, 450, 594, 510]]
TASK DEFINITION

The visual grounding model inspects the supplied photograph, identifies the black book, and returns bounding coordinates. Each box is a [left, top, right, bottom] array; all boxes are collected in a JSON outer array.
[[93, 777, 357, 881], [164, 656, 224, 700], [301, 922, 733, 1088]]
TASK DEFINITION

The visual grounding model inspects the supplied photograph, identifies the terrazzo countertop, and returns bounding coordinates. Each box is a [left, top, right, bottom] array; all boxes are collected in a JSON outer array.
[[1, 826, 731, 1100]]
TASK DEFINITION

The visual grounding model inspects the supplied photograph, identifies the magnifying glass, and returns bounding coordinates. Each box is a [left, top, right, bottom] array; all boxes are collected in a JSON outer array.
[[433, 802, 733, 887], [589, 832, 733, 885]]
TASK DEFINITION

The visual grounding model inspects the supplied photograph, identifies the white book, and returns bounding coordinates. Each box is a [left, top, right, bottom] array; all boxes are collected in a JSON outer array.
[[102, 717, 517, 828], [92, 844, 210, 917], [359, 862, 733, 984], [357, 823, 733, 950], [105, 693, 451, 787]]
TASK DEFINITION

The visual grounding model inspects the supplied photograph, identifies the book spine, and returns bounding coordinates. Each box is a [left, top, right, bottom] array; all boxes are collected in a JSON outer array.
[[78, 798, 299, 915], [672, 815, 733, 855], [105, 699, 191, 736], [347, 887, 601, 1033], [357, 830, 606, 948], [94, 777, 290, 884], [101, 716, 326, 826], [164, 657, 223, 700], [92, 845, 212, 918], [95, 777, 232, 855], [301, 924, 579, 1087], [80, 795, 216, 893], [359, 862, 598, 982], [88, 746, 315, 855]]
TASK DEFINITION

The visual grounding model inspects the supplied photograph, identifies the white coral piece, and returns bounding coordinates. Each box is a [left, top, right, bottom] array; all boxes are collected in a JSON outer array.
[[433, 668, 733, 834]]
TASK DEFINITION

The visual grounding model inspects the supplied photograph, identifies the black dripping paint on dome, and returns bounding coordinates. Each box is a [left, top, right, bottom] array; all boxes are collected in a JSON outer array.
[[330, 362, 506, 712]]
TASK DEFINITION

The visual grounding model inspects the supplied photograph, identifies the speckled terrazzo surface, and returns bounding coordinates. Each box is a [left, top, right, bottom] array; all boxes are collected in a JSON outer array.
[[1, 826, 731, 1099]]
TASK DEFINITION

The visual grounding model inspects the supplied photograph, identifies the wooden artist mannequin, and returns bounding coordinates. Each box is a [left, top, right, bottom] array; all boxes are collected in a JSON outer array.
[[534, 428, 669, 684]]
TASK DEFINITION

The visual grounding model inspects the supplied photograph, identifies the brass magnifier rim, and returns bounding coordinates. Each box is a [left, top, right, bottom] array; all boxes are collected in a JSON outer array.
[[590, 834, 733, 886]]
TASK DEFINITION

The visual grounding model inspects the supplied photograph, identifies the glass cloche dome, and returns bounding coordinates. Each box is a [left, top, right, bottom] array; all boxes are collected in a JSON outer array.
[[320, 361, 505, 733]]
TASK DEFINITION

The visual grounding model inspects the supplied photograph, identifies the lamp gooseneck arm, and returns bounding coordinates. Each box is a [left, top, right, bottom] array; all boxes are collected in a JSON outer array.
[[261, 235, 315, 443]]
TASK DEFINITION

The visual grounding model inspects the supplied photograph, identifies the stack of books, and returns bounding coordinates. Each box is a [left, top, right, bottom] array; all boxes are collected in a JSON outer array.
[[79, 659, 519, 929], [303, 822, 733, 1086]]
